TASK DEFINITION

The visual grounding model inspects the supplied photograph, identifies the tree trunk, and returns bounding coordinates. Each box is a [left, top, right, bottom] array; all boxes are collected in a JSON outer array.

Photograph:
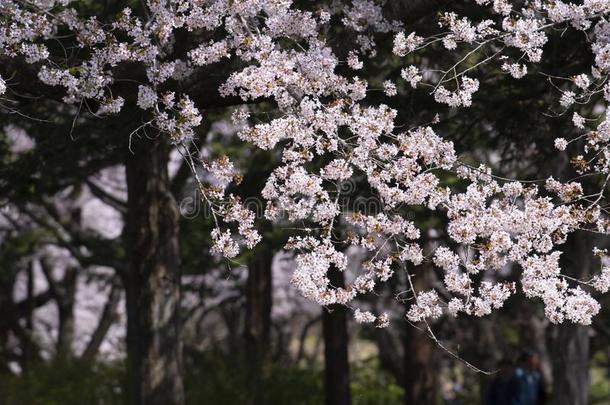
[[403, 326, 438, 405], [322, 269, 351, 405], [553, 232, 593, 405], [404, 258, 439, 405], [553, 324, 588, 405], [375, 327, 403, 383], [245, 245, 273, 405], [23, 262, 35, 371], [40, 259, 77, 360], [2, 264, 41, 372], [124, 136, 184, 405], [81, 281, 121, 363], [56, 267, 77, 359], [528, 315, 553, 389]]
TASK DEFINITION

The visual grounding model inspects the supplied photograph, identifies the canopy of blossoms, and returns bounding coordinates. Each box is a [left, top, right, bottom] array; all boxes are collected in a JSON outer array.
[[3, 0, 610, 328]]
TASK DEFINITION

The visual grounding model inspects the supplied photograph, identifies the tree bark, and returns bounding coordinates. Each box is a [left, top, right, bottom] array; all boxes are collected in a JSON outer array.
[[403, 324, 438, 405], [553, 324, 589, 405], [322, 269, 351, 405], [56, 267, 77, 359], [528, 315, 553, 389], [376, 327, 404, 384], [81, 281, 121, 363], [552, 232, 593, 405], [22, 262, 35, 371], [124, 136, 184, 405], [404, 258, 439, 405], [245, 245, 273, 405], [40, 259, 77, 359]]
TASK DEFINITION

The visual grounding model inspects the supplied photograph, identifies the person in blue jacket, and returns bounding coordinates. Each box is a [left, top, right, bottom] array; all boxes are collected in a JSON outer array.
[[508, 350, 547, 405]]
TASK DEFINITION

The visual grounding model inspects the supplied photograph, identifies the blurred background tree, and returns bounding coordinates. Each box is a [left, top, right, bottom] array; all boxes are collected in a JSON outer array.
[[1, 1, 610, 405]]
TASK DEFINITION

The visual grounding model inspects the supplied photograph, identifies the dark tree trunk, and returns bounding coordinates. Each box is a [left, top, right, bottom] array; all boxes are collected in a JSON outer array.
[[2, 265, 41, 372], [0, 277, 11, 361], [403, 326, 438, 405], [322, 269, 351, 405], [528, 315, 553, 390], [375, 327, 403, 383], [81, 281, 121, 363], [244, 245, 273, 405], [404, 256, 439, 405], [553, 232, 593, 405], [23, 262, 35, 370], [553, 324, 588, 405], [124, 136, 184, 405], [40, 259, 78, 360], [56, 267, 77, 359]]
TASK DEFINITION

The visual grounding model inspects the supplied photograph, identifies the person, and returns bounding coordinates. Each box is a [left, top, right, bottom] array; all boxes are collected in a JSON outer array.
[[508, 350, 547, 405], [485, 358, 514, 405]]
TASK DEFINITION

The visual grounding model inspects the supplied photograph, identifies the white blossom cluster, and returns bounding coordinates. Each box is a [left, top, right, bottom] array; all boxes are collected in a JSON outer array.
[[3, 0, 610, 328]]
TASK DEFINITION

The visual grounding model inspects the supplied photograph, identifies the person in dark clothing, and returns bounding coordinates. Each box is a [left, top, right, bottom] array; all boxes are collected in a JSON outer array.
[[508, 350, 547, 405], [486, 359, 514, 405]]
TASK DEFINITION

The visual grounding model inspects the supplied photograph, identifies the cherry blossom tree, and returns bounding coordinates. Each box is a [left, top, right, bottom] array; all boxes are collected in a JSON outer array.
[[3, 0, 610, 404]]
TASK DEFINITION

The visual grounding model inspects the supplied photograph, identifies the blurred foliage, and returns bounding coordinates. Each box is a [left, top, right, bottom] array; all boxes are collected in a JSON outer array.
[[17, 353, 605, 405], [590, 366, 610, 405], [0, 360, 126, 405], [350, 358, 404, 405], [184, 351, 322, 404], [590, 350, 610, 405], [0, 354, 406, 405], [184, 351, 404, 405]]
